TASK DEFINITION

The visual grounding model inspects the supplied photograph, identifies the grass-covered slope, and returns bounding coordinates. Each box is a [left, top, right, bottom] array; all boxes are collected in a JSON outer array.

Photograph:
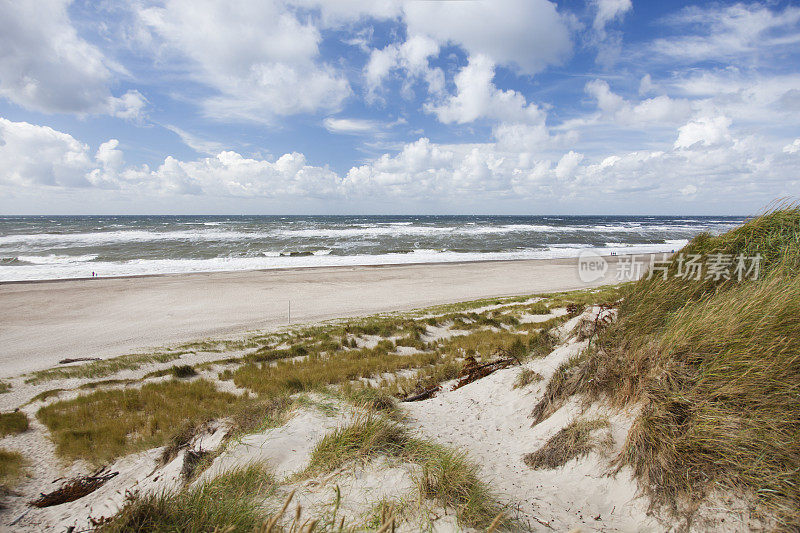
[[538, 207, 800, 527]]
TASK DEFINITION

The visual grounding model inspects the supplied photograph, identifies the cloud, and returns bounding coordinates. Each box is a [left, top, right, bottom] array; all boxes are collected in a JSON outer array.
[[584, 79, 692, 126], [402, 0, 572, 74], [165, 126, 226, 155], [593, 0, 632, 34], [674, 116, 732, 149], [323, 117, 381, 134], [3, 110, 798, 212], [0, 118, 93, 188], [364, 34, 444, 99], [649, 3, 800, 64], [136, 0, 351, 122], [0, 0, 145, 118], [425, 55, 545, 125]]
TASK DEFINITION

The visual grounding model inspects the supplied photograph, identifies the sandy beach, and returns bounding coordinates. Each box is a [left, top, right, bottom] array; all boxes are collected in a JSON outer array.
[[0, 256, 637, 377]]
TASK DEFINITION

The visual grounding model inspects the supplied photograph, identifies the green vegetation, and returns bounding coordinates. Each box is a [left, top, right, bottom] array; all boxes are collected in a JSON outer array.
[[233, 345, 439, 397], [531, 207, 800, 527], [37, 379, 242, 463], [144, 364, 198, 379], [0, 448, 26, 490], [78, 378, 137, 390], [306, 415, 408, 474], [416, 444, 507, 530], [338, 386, 398, 417], [523, 418, 610, 469], [100, 463, 276, 532], [305, 415, 509, 530], [24, 388, 64, 404], [0, 411, 29, 436], [26, 351, 188, 384], [0, 381, 10, 394]]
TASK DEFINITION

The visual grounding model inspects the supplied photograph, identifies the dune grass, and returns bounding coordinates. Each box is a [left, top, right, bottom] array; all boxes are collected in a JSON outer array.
[[144, 364, 198, 380], [0, 411, 29, 437], [305, 415, 509, 530], [0, 381, 10, 394], [233, 344, 440, 397], [512, 368, 543, 389], [0, 448, 27, 490], [24, 388, 65, 405], [523, 418, 610, 469], [100, 463, 276, 532], [25, 351, 188, 384], [37, 379, 243, 463], [530, 207, 800, 526]]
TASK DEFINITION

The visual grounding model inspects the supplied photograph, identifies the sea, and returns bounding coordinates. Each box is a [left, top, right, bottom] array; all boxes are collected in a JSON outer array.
[[0, 215, 745, 282]]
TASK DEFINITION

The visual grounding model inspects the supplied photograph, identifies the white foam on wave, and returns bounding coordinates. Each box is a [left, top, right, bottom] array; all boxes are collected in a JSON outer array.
[[16, 254, 98, 265], [0, 242, 688, 282], [0, 221, 735, 249]]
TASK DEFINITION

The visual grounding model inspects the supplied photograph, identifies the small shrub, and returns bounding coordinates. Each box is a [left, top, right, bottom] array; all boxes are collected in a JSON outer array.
[[171, 365, 197, 378]]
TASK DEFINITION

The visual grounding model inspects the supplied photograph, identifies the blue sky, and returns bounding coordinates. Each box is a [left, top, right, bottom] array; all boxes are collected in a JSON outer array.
[[1, 0, 799, 215]]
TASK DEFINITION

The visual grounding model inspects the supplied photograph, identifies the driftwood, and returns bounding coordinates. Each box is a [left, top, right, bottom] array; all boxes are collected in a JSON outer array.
[[58, 357, 101, 365], [400, 385, 440, 402], [29, 469, 118, 508], [401, 354, 518, 401], [453, 355, 516, 390]]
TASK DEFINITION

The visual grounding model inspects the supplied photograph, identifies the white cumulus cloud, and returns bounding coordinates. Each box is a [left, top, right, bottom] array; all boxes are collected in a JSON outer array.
[[0, 0, 145, 118]]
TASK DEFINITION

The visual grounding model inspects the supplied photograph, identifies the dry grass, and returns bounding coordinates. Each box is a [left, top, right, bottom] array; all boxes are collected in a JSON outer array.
[[530, 352, 587, 425], [530, 207, 800, 526], [26, 350, 189, 384], [0, 448, 27, 490], [233, 345, 439, 397], [0, 411, 29, 436], [523, 418, 610, 469], [100, 463, 276, 532], [338, 386, 399, 417], [25, 388, 65, 405], [513, 368, 543, 389], [37, 379, 243, 463]]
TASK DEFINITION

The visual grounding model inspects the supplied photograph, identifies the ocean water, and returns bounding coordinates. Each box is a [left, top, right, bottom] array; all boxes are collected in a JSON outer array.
[[0, 215, 744, 281]]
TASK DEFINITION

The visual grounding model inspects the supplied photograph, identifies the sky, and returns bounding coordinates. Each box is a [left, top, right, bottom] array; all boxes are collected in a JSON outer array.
[[0, 0, 799, 215]]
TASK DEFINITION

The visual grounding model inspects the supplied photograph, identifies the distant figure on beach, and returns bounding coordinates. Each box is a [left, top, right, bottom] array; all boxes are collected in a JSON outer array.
[[92, 271, 96, 277]]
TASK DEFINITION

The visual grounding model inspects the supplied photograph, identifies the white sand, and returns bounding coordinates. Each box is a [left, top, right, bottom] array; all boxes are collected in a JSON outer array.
[[1, 305, 765, 532], [0, 256, 640, 377]]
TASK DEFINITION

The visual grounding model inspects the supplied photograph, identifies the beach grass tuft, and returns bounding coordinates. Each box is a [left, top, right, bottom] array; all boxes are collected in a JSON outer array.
[[0, 448, 27, 490], [0, 411, 29, 436], [99, 463, 276, 532], [304, 414, 510, 530], [523, 418, 610, 469], [512, 368, 543, 389]]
